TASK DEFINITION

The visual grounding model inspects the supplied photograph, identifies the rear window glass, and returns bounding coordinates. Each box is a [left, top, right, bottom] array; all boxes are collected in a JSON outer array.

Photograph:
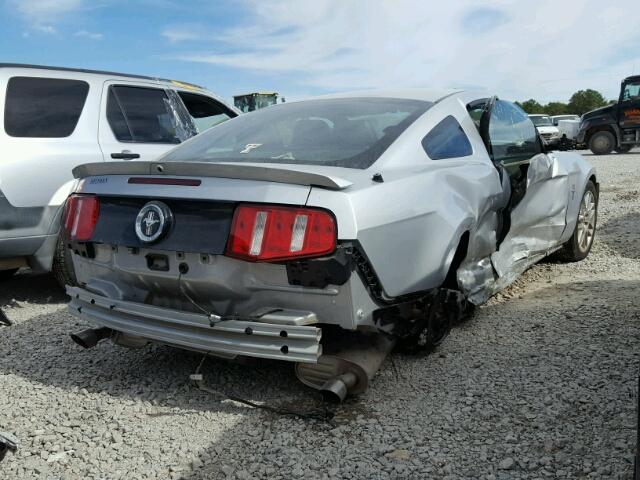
[[4, 76, 89, 138], [422, 115, 472, 160], [160, 97, 432, 169], [107, 86, 182, 144]]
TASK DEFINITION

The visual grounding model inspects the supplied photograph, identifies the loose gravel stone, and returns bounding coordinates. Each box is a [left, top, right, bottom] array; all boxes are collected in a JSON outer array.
[[1, 150, 639, 479]]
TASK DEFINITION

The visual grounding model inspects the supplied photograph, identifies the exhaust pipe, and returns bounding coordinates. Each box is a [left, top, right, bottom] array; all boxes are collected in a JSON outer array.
[[70, 327, 112, 349], [296, 332, 396, 403]]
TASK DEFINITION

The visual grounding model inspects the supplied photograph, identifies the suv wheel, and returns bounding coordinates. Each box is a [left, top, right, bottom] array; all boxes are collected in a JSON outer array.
[[0, 269, 18, 282], [52, 236, 77, 288], [588, 131, 615, 155]]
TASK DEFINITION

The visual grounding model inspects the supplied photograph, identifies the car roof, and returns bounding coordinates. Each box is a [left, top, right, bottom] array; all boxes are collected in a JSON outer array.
[[0, 63, 205, 90], [307, 88, 462, 103]]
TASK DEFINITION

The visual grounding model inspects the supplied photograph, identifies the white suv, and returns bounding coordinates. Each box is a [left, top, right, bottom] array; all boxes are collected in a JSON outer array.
[[0, 64, 237, 284]]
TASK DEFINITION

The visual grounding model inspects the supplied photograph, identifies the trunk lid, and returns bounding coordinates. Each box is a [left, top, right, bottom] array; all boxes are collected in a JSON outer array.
[[72, 161, 355, 254]]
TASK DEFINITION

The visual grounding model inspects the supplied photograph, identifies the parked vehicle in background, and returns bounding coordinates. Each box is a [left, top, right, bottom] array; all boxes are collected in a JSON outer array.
[[63, 90, 597, 401], [233, 92, 280, 112], [529, 114, 561, 148], [0, 64, 237, 285], [577, 75, 640, 154], [551, 115, 580, 149], [551, 114, 580, 125]]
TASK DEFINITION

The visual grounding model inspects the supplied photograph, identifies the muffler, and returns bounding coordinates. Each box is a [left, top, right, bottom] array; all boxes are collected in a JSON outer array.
[[70, 327, 113, 349], [296, 331, 396, 402]]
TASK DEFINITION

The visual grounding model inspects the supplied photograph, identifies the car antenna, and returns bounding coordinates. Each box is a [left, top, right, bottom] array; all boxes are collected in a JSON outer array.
[[372, 173, 384, 183]]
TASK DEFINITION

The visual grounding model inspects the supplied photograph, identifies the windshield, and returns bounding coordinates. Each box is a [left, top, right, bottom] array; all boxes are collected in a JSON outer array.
[[530, 116, 553, 126], [160, 97, 432, 169]]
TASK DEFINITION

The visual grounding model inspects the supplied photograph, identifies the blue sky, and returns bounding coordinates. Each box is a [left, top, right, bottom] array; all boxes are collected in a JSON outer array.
[[1, 0, 639, 103]]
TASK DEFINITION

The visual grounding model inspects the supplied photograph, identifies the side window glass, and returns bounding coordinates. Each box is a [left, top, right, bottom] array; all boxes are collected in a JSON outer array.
[[489, 100, 541, 165], [177, 92, 235, 133], [107, 86, 181, 144], [422, 115, 472, 160], [5, 76, 89, 138]]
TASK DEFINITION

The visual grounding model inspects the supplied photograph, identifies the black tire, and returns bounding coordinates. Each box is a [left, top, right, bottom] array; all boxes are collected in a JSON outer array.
[[615, 144, 633, 154], [52, 236, 77, 288], [588, 131, 615, 155], [0, 269, 18, 282], [557, 181, 597, 262]]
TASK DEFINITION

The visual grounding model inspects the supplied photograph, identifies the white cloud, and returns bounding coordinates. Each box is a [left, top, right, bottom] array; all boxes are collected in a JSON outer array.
[[74, 29, 103, 40], [9, 0, 85, 36], [162, 26, 204, 44], [176, 0, 640, 102], [10, 0, 84, 24], [34, 24, 57, 35]]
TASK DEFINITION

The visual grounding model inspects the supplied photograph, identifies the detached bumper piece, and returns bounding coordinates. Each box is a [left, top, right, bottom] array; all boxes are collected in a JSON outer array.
[[66, 286, 322, 363]]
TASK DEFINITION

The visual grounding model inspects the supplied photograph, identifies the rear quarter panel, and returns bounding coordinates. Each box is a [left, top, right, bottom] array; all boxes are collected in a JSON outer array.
[[307, 95, 503, 297]]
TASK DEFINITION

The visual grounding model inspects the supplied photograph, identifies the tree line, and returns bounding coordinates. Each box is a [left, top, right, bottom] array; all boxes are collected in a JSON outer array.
[[516, 89, 612, 116]]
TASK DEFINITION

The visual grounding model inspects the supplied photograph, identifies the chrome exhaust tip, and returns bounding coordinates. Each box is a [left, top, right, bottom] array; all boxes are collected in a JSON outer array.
[[296, 332, 395, 402], [320, 372, 358, 403]]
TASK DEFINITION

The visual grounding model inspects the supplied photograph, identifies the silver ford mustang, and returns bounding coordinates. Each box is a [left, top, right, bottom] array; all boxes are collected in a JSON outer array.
[[63, 90, 598, 401]]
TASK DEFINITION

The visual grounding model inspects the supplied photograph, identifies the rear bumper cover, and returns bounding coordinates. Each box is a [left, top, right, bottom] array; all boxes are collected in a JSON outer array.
[[67, 286, 322, 363]]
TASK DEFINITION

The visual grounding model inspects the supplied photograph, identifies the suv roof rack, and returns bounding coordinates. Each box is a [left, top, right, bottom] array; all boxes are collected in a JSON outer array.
[[0, 63, 205, 90]]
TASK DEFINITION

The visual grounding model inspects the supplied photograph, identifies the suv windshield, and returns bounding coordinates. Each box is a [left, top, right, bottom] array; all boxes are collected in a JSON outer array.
[[530, 115, 553, 127], [160, 97, 432, 169]]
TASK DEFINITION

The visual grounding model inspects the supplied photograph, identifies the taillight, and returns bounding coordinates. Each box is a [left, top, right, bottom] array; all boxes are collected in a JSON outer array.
[[62, 195, 100, 242], [227, 204, 336, 262]]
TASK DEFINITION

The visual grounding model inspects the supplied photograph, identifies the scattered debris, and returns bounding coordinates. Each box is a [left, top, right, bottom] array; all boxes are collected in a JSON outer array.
[[0, 432, 17, 462]]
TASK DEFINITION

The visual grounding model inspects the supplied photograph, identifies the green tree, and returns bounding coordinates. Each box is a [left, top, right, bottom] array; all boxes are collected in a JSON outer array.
[[544, 102, 568, 116], [567, 89, 607, 115], [519, 99, 544, 114]]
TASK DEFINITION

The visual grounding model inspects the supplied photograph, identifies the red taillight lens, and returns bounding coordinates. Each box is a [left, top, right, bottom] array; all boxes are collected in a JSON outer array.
[[226, 204, 336, 262], [62, 195, 100, 242]]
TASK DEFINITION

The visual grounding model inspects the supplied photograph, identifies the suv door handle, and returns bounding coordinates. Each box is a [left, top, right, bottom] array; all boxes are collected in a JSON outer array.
[[111, 152, 140, 160]]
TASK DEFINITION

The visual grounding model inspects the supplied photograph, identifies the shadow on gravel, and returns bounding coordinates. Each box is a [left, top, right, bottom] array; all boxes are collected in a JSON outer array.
[[0, 271, 67, 307], [598, 212, 640, 259]]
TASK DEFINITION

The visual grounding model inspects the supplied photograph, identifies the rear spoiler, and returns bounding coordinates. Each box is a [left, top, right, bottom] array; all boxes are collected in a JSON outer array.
[[72, 162, 353, 190]]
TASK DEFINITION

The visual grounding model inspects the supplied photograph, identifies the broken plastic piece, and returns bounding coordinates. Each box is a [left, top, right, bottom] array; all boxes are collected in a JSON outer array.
[[0, 431, 17, 462]]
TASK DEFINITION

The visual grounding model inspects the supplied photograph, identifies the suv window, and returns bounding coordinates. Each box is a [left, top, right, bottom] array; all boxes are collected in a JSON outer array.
[[4, 76, 89, 138], [107, 86, 181, 144], [422, 115, 472, 160], [177, 92, 235, 133], [489, 100, 541, 165]]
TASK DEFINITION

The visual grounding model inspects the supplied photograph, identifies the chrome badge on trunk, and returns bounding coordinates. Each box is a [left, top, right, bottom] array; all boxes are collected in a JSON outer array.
[[135, 201, 173, 243]]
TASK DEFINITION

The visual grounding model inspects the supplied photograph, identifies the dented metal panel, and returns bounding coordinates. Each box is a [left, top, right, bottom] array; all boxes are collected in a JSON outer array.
[[458, 152, 596, 304], [67, 286, 323, 363]]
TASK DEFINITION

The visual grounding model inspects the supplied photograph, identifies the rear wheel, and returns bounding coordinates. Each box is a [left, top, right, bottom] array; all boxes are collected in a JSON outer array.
[[396, 291, 464, 354], [0, 269, 18, 281], [588, 131, 615, 155], [52, 236, 77, 288], [557, 181, 597, 262]]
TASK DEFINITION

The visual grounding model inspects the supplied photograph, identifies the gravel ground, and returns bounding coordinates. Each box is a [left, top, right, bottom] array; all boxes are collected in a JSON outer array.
[[1, 150, 639, 479]]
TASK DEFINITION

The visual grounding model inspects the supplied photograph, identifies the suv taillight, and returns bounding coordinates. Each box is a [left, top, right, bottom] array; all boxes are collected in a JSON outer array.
[[226, 204, 336, 262], [62, 195, 100, 242]]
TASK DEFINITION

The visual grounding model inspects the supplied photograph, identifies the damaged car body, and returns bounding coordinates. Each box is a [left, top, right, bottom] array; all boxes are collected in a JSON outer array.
[[63, 90, 598, 401]]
